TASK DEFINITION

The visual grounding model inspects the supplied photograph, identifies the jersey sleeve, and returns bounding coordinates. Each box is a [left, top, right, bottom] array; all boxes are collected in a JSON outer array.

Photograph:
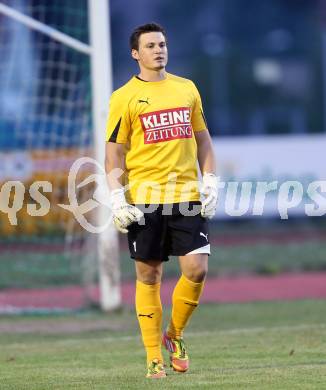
[[105, 91, 131, 143], [190, 81, 208, 132]]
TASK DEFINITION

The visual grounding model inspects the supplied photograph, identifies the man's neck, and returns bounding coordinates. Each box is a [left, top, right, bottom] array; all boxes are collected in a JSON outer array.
[[138, 68, 167, 82]]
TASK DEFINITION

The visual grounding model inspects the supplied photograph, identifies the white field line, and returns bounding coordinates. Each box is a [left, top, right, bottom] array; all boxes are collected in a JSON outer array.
[[53, 323, 326, 346]]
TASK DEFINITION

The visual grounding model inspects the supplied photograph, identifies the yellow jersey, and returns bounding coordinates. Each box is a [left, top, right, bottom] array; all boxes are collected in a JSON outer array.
[[106, 73, 207, 204]]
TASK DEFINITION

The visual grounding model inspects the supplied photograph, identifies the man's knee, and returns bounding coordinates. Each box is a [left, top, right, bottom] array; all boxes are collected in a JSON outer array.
[[135, 260, 163, 284], [181, 255, 208, 282], [185, 266, 207, 282]]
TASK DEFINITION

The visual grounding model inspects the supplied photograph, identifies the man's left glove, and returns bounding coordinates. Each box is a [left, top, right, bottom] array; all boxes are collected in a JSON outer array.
[[110, 188, 144, 233], [200, 173, 218, 219]]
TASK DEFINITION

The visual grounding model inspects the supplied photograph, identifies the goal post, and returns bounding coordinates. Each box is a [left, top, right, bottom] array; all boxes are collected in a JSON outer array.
[[0, 0, 121, 312], [0, 2, 91, 55], [88, 0, 121, 311]]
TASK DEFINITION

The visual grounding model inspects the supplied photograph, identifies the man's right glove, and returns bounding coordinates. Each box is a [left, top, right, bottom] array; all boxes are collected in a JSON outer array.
[[200, 173, 218, 219], [110, 188, 144, 233]]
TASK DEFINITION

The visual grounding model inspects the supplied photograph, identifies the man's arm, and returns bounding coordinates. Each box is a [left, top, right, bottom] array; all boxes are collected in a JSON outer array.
[[105, 142, 126, 190], [194, 129, 216, 175], [105, 141, 143, 233], [194, 129, 218, 219]]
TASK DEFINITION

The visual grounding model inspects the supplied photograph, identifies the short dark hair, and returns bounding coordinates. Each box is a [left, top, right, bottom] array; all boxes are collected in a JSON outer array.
[[129, 23, 167, 50]]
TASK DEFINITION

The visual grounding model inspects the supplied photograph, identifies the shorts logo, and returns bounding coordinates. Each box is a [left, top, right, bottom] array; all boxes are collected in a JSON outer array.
[[139, 107, 193, 144], [200, 232, 208, 242]]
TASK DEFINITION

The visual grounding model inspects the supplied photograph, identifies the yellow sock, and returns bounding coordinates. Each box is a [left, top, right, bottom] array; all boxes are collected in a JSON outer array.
[[167, 274, 205, 339], [135, 280, 163, 364]]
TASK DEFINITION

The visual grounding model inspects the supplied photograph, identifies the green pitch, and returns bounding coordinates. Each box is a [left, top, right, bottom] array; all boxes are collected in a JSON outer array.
[[0, 300, 326, 389]]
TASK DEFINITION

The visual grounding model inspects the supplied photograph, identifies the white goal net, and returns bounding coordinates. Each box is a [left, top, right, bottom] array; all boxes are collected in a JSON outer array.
[[0, 0, 120, 313]]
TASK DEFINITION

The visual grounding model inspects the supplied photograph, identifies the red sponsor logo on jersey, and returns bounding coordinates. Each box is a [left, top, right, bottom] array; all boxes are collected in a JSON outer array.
[[139, 107, 192, 144]]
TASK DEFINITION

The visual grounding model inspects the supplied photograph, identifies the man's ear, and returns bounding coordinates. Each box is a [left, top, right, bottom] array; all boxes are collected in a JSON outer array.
[[131, 49, 139, 61]]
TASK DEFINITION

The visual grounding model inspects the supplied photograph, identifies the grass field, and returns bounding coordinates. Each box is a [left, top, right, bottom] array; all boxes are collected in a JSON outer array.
[[0, 300, 326, 389]]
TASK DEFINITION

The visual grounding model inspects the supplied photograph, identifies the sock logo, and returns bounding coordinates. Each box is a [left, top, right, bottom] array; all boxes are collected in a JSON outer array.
[[200, 232, 208, 242], [133, 241, 137, 252], [184, 302, 198, 307], [138, 313, 154, 318]]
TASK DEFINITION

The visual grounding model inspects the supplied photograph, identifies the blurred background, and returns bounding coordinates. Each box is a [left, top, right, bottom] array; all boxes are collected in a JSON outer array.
[[111, 0, 325, 137], [0, 0, 325, 313]]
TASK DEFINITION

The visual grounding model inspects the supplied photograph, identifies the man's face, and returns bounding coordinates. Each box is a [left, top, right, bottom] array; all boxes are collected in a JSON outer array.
[[132, 32, 168, 71]]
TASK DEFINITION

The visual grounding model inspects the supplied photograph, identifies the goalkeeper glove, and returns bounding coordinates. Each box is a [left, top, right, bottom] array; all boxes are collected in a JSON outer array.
[[200, 173, 218, 219], [110, 188, 144, 233]]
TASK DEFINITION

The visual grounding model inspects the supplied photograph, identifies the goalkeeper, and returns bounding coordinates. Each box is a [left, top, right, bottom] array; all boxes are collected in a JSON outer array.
[[105, 23, 218, 378]]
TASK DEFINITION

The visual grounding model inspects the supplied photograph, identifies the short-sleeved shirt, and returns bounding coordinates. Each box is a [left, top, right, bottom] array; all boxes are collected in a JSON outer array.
[[106, 73, 207, 204]]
